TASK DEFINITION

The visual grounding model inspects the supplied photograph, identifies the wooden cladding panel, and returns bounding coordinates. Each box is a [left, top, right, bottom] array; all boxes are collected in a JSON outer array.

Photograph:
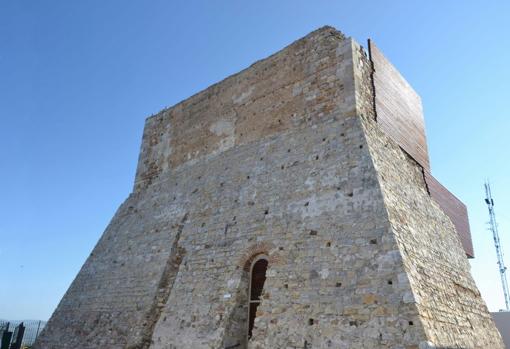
[[368, 40, 473, 258], [368, 40, 430, 170], [424, 171, 474, 258]]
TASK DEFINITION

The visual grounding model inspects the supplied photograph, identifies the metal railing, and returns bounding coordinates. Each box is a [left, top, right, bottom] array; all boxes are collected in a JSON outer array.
[[0, 320, 46, 348]]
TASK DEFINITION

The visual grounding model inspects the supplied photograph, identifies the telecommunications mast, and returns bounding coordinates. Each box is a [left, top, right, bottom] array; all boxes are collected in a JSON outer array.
[[484, 181, 510, 310]]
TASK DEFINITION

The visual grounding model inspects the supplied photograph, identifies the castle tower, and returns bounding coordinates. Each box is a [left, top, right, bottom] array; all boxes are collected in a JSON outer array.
[[35, 27, 503, 349]]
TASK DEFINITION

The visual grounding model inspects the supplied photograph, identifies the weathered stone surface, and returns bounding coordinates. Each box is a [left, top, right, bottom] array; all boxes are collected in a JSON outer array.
[[35, 26, 503, 349]]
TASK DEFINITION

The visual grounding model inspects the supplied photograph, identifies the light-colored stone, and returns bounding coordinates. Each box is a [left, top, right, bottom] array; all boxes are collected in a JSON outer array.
[[35, 26, 503, 349]]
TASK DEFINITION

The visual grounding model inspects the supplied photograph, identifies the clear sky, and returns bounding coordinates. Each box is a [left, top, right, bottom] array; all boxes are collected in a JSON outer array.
[[1, 0, 509, 320]]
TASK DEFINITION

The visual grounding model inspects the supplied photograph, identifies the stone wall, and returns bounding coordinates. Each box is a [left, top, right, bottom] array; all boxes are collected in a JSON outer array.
[[133, 27, 351, 191], [35, 26, 502, 349], [368, 39, 473, 258], [141, 28, 426, 349], [353, 38, 504, 348]]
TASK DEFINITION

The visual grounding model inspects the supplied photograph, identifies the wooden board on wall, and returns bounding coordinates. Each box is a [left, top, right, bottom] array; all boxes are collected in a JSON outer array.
[[424, 171, 474, 258], [368, 40, 430, 170], [369, 40, 473, 258]]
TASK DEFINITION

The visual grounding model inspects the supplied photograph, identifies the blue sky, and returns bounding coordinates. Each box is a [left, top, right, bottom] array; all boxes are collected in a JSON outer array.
[[1, 1, 509, 320]]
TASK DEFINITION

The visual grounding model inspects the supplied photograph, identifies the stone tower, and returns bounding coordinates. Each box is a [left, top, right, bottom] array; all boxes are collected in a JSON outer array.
[[35, 27, 503, 349]]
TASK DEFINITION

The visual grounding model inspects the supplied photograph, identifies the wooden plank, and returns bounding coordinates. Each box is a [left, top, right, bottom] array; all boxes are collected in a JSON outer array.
[[424, 171, 474, 258], [368, 40, 473, 258], [368, 40, 430, 170]]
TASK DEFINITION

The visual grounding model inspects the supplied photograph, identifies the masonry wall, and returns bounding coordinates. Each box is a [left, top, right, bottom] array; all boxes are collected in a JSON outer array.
[[133, 28, 351, 192], [353, 39, 504, 348], [36, 26, 502, 349], [33, 192, 186, 348], [368, 40, 473, 258], [141, 29, 427, 349]]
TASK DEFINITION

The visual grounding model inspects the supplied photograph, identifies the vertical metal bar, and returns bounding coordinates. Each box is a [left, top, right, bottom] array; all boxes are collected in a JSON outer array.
[[35, 320, 41, 340]]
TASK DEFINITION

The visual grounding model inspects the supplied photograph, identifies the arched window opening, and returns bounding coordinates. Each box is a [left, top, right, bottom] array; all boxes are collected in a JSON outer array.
[[248, 256, 268, 340]]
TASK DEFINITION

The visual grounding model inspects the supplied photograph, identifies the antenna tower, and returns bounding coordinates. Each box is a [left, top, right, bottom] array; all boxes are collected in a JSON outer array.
[[484, 181, 510, 310]]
